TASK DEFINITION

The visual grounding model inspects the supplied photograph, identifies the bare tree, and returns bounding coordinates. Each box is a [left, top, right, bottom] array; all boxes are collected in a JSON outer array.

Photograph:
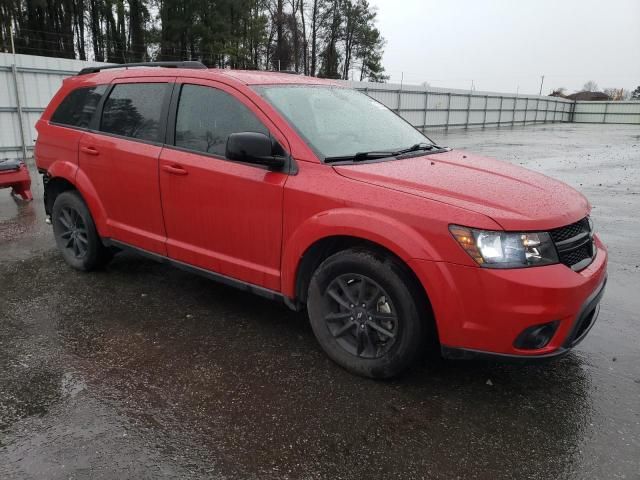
[[299, 0, 308, 74], [309, 0, 324, 76], [288, 0, 300, 72], [274, 0, 288, 70], [603, 88, 630, 101], [582, 81, 599, 92]]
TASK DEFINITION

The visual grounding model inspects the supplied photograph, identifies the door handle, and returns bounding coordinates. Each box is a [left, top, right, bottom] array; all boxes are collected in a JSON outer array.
[[162, 164, 188, 176], [80, 146, 99, 156]]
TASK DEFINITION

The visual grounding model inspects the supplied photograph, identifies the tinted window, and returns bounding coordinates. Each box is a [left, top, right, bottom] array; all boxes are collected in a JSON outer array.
[[100, 83, 167, 141], [50, 85, 107, 128], [175, 84, 268, 156]]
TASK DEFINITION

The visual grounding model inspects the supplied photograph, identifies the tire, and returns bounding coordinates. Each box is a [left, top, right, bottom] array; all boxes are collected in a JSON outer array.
[[307, 248, 426, 379], [51, 190, 112, 271]]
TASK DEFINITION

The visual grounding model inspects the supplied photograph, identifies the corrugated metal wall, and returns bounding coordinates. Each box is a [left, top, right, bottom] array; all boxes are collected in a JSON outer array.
[[341, 81, 575, 132], [0, 53, 107, 159], [1, 52, 638, 160], [573, 101, 640, 124]]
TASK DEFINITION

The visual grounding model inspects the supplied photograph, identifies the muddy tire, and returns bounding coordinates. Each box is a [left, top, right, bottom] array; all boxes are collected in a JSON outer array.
[[307, 249, 426, 379], [52, 190, 112, 271]]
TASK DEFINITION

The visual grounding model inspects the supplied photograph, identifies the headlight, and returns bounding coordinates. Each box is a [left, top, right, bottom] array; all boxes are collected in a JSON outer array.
[[449, 225, 559, 268]]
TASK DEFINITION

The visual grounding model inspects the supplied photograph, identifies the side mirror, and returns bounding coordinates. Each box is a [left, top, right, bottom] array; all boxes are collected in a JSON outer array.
[[226, 132, 286, 170]]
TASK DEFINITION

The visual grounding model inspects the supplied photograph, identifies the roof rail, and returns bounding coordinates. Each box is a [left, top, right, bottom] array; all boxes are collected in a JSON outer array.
[[77, 61, 207, 76]]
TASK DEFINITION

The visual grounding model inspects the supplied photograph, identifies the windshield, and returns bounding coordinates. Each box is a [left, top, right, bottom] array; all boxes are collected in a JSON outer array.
[[253, 85, 433, 160]]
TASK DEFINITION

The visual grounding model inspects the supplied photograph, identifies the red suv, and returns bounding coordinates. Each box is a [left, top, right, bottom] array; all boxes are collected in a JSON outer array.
[[35, 62, 607, 378]]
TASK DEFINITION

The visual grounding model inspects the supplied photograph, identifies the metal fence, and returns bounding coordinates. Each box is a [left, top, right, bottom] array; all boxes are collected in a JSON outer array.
[[0, 53, 105, 160], [343, 81, 575, 132], [1, 52, 638, 161], [573, 101, 640, 124]]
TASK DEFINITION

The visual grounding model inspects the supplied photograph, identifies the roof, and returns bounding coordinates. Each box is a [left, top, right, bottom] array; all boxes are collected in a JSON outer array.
[[566, 91, 610, 101], [68, 66, 340, 87]]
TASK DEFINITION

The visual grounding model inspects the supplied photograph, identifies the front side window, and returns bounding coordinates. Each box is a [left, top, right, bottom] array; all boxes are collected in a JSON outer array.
[[50, 85, 107, 128], [254, 85, 432, 160], [100, 83, 167, 142], [175, 84, 268, 156]]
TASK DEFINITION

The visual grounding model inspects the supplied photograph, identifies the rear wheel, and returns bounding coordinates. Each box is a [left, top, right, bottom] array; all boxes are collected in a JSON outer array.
[[52, 191, 112, 271], [307, 249, 426, 379]]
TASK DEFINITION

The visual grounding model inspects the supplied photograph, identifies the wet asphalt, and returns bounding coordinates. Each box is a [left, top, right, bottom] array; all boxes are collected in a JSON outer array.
[[0, 123, 638, 479]]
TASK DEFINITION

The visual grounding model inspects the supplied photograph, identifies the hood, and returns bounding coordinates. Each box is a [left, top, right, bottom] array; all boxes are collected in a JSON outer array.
[[334, 150, 590, 231]]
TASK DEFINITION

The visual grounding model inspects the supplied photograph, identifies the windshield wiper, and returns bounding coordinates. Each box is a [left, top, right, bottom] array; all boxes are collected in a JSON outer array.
[[324, 151, 400, 163], [396, 142, 444, 155], [324, 143, 447, 164]]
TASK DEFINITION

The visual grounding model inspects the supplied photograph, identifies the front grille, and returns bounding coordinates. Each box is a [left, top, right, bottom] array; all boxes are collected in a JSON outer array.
[[550, 217, 595, 271], [549, 218, 590, 243], [560, 243, 592, 266]]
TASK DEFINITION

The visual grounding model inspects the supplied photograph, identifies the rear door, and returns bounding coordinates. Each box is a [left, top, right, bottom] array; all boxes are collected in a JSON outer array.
[[36, 84, 107, 173], [158, 79, 290, 290], [78, 77, 174, 254]]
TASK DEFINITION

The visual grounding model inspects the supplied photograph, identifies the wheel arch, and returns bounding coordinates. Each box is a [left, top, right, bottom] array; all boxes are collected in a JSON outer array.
[[44, 176, 76, 216], [290, 234, 439, 346], [292, 235, 422, 300], [282, 208, 439, 298], [44, 160, 109, 236]]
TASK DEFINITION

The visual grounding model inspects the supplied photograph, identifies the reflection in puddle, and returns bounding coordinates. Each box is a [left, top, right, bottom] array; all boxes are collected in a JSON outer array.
[[0, 198, 38, 242], [0, 369, 63, 435]]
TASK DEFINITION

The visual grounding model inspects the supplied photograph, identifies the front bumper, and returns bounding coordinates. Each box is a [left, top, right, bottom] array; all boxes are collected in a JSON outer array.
[[441, 276, 605, 361], [409, 235, 608, 359]]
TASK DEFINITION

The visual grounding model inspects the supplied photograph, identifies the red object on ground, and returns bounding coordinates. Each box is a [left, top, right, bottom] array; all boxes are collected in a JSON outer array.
[[0, 159, 33, 201]]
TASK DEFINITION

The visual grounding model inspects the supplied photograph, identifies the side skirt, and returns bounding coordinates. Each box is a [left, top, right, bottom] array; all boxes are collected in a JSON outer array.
[[102, 238, 299, 311]]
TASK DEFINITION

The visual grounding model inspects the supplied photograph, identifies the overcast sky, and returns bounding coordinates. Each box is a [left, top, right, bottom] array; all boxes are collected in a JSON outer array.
[[367, 0, 640, 94]]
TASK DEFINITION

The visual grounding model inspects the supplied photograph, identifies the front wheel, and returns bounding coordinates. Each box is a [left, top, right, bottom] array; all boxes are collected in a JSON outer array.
[[307, 249, 426, 379]]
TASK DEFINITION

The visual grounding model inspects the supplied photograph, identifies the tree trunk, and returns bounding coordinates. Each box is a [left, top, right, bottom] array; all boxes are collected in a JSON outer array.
[[95, 0, 105, 62], [129, 0, 145, 61], [115, 0, 125, 61], [310, 0, 318, 76], [290, 0, 299, 72], [321, 0, 340, 78], [275, 0, 284, 70], [73, 0, 86, 59], [300, 0, 307, 75]]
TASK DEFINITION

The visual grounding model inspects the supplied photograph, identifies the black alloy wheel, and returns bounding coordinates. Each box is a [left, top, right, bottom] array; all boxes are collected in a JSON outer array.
[[57, 206, 89, 260], [52, 190, 112, 271], [307, 249, 427, 379], [323, 273, 398, 359]]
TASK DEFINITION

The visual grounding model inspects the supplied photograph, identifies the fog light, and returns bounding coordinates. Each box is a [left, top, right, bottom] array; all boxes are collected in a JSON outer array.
[[514, 321, 559, 350]]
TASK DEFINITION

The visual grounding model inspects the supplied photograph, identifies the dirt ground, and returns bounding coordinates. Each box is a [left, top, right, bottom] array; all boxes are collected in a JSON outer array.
[[1, 123, 639, 479]]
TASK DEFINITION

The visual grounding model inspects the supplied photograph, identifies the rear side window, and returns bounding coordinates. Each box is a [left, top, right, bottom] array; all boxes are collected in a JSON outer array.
[[50, 85, 107, 128], [100, 83, 167, 142], [175, 84, 268, 156]]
